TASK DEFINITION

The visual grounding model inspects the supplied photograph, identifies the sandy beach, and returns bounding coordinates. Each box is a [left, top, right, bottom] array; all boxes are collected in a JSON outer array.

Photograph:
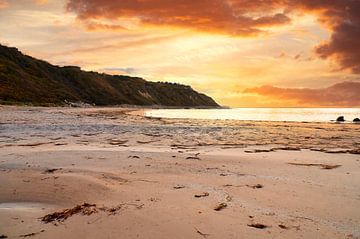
[[0, 106, 359, 239]]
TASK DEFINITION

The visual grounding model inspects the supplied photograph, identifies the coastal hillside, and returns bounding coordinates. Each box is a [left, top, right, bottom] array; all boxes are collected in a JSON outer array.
[[0, 45, 219, 107]]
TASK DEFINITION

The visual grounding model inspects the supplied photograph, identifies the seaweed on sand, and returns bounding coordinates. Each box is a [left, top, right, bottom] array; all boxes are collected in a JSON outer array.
[[214, 203, 227, 211], [288, 163, 341, 170], [41, 202, 144, 224], [41, 203, 98, 223], [248, 223, 268, 229]]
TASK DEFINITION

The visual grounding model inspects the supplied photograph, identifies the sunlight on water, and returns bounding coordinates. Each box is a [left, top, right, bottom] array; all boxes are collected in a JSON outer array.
[[145, 108, 360, 122]]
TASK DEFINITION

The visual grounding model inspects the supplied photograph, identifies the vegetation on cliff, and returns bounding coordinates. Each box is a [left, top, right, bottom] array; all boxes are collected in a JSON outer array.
[[0, 45, 219, 107]]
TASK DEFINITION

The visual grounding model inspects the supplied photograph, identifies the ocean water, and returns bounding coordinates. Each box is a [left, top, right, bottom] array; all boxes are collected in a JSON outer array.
[[1, 107, 359, 152], [145, 108, 360, 123]]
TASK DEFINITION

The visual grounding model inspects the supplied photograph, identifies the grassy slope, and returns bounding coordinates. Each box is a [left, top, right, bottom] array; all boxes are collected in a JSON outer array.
[[0, 45, 219, 107]]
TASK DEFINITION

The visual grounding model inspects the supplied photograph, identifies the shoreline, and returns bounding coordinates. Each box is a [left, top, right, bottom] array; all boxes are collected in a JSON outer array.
[[0, 106, 359, 238], [2, 104, 359, 124]]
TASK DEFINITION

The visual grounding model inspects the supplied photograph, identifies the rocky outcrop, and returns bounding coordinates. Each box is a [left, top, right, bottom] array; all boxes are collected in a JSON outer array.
[[336, 116, 345, 122]]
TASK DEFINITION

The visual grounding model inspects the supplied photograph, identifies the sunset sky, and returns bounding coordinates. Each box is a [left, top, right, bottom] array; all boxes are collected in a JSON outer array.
[[0, 0, 359, 107]]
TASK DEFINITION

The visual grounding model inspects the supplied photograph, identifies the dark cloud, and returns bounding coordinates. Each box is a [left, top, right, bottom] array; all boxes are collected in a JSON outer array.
[[316, 21, 360, 73], [293, 0, 360, 73], [66, 0, 360, 73], [244, 81, 360, 107]]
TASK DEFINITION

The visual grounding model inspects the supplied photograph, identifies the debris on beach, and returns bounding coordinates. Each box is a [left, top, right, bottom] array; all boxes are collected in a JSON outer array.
[[136, 140, 158, 144], [225, 194, 233, 202], [41, 203, 98, 223], [171, 144, 198, 150], [41, 202, 144, 224], [245, 147, 301, 153], [310, 148, 360, 155], [320, 164, 342, 169], [173, 185, 186, 189], [106, 205, 123, 215], [288, 163, 341, 170], [18, 142, 52, 147], [271, 147, 301, 151], [195, 227, 210, 238], [43, 168, 62, 174], [223, 183, 263, 189], [245, 149, 274, 153], [246, 184, 263, 189], [194, 192, 209, 198], [247, 223, 268, 229], [101, 173, 128, 183], [128, 155, 140, 159], [214, 203, 227, 211], [19, 230, 45, 238], [54, 142, 68, 146], [223, 184, 233, 187], [278, 224, 289, 230], [0, 235, 8, 238], [108, 139, 128, 146], [186, 156, 200, 160]]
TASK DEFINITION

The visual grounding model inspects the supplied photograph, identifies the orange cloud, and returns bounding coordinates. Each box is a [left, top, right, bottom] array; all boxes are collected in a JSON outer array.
[[35, 0, 48, 5], [66, 0, 291, 36], [0, 0, 9, 9], [85, 21, 128, 31], [66, 0, 360, 74], [244, 81, 360, 107]]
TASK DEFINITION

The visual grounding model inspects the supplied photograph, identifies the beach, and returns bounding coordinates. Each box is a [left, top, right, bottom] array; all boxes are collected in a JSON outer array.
[[0, 106, 359, 238]]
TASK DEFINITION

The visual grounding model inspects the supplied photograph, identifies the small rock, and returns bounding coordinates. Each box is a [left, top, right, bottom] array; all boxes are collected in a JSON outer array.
[[353, 118, 360, 122], [336, 116, 345, 122]]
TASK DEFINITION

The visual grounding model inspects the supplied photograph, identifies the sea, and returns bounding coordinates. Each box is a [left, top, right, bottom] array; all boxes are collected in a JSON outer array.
[[145, 108, 360, 123]]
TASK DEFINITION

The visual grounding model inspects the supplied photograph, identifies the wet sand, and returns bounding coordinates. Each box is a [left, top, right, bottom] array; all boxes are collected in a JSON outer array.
[[0, 106, 359, 238]]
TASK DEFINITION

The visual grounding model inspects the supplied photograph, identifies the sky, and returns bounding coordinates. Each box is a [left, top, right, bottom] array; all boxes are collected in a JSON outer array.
[[0, 0, 359, 107]]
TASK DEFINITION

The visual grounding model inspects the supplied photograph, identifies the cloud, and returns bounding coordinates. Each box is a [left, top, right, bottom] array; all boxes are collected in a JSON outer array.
[[35, 0, 48, 5], [85, 21, 128, 31], [315, 21, 360, 73], [295, 0, 360, 74], [0, 0, 9, 9], [65, 0, 360, 74], [66, 0, 291, 36], [244, 81, 360, 107]]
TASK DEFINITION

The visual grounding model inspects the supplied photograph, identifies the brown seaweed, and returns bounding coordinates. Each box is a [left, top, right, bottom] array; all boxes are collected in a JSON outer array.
[[194, 192, 209, 198], [247, 223, 268, 229], [41, 203, 98, 223], [288, 163, 341, 170], [214, 203, 227, 211]]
